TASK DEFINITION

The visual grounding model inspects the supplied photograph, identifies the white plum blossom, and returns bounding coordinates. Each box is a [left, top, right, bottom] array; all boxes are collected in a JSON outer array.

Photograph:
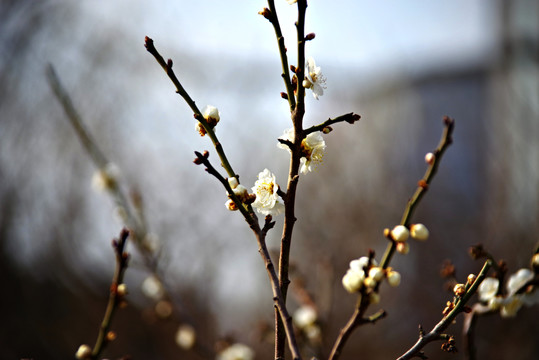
[[217, 343, 254, 360], [410, 223, 429, 241], [278, 128, 326, 174], [391, 225, 410, 242], [300, 131, 326, 174], [251, 169, 284, 216], [303, 57, 327, 99], [477, 268, 538, 318]]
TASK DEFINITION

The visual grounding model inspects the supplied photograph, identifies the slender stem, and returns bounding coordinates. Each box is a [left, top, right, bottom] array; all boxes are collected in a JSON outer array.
[[304, 113, 361, 135], [328, 298, 386, 360], [397, 260, 492, 360], [266, 0, 296, 111], [144, 37, 236, 179], [380, 116, 455, 269], [91, 229, 130, 359]]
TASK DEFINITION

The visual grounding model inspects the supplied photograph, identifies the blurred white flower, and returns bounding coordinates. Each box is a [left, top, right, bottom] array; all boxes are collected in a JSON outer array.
[[141, 275, 165, 301], [293, 305, 317, 329], [478, 277, 499, 302], [304, 57, 327, 99], [75, 344, 92, 359], [342, 257, 376, 293], [175, 324, 196, 350], [217, 343, 254, 360], [251, 169, 284, 216], [507, 268, 533, 295], [91, 162, 120, 192]]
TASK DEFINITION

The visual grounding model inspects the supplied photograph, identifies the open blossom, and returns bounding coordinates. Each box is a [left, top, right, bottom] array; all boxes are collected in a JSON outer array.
[[278, 128, 326, 174], [251, 169, 284, 216], [478, 268, 538, 318], [303, 57, 327, 99]]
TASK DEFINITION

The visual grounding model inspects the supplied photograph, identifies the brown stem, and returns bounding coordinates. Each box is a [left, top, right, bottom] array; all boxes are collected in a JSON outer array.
[[90, 229, 130, 359], [397, 260, 492, 360], [381, 116, 455, 269]]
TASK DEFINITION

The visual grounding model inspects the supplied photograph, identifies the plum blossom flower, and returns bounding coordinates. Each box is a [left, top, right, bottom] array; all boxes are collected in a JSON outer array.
[[278, 128, 326, 174], [303, 57, 327, 99], [217, 343, 254, 360], [478, 268, 538, 318], [342, 257, 376, 293], [251, 169, 284, 216]]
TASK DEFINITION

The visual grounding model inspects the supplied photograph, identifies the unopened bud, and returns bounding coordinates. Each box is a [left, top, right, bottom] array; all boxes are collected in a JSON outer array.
[[280, 92, 288, 100], [369, 292, 380, 304], [258, 8, 271, 20], [425, 152, 435, 165], [410, 224, 429, 241], [75, 344, 92, 359], [322, 126, 333, 134], [391, 225, 410, 242], [290, 65, 297, 73], [228, 177, 239, 189], [532, 253, 539, 267], [453, 283, 466, 297], [387, 270, 401, 287], [305, 33, 316, 41], [466, 274, 476, 285], [396, 242, 410, 255], [117, 283, 128, 297], [225, 199, 238, 211], [167, 58, 173, 68], [106, 331, 117, 342]]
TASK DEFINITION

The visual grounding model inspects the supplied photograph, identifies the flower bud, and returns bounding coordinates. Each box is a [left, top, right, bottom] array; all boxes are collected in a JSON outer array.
[[369, 267, 384, 282], [453, 283, 466, 297], [425, 152, 435, 165], [410, 224, 429, 241], [117, 283, 128, 297], [466, 274, 476, 286], [75, 344, 92, 359], [225, 199, 238, 211], [532, 253, 539, 267], [305, 33, 316, 41], [387, 270, 401, 287], [396, 242, 410, 254], [228, 177, 239, 189], [391, 225, 409, 242], [364, 276, 377, 289]]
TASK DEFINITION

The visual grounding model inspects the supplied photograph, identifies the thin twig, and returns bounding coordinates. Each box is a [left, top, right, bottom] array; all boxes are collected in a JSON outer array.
[[144, 37, 236, 179], [304, 113, 361, 135], [328, 118, 455, 360], [266, 0, 296, 111], [397, 260, 492, 360], [91, 229, 130, 359], [46, 65, 213, 357], [381, 116, 455, 269], [194, 151, 303, 360]]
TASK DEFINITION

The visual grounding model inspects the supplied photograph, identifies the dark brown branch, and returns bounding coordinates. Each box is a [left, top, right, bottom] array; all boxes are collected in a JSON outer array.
[[304, 113, 361, 135], [144, 36, 236, 178]]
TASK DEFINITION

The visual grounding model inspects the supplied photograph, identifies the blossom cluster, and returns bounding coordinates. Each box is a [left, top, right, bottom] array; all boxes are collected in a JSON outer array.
[[478, 268, 539, 317], [342, 256, 401, 303], [386, 223, 429, 254]]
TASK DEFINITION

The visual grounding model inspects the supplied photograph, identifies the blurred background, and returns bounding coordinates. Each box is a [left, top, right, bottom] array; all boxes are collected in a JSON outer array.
[[1, 0, 538, 359]]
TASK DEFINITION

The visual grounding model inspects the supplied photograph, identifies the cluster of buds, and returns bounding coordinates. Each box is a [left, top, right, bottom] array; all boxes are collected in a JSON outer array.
[[225, 176, 256, 211], [342, 256, 401, 304], [477, 267, 539, 318], [195, 105, 220, 136], [384, 223, 429, 254], [293, 305, 321, 342], [443, 274, 477, 316]]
